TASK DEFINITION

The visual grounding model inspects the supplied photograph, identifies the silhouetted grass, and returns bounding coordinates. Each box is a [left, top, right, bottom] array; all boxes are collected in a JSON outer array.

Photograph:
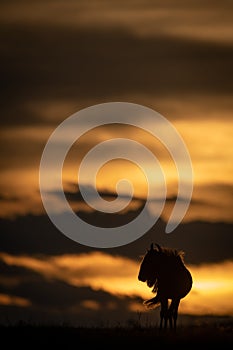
[[0, 320, 232, 347]]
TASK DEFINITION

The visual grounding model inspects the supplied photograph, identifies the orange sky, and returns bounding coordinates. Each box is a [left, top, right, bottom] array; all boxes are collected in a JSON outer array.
[[0, 1, 233, 224], [0, 0, 233, 326], [0, 117, 233, 223], [0, 251, 232, 316]]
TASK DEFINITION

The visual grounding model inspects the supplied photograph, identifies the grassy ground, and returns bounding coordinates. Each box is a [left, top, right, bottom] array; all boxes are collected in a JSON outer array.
[[1, 321, 232, 347]]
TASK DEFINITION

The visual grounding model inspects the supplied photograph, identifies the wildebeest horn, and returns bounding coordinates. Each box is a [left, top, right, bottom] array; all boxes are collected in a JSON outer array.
[[155, 243, 162, 252], [150, 243, 154, 250]]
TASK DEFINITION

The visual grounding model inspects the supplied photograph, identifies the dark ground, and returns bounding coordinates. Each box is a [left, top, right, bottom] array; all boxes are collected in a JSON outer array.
[[1, 321, 232, 347]]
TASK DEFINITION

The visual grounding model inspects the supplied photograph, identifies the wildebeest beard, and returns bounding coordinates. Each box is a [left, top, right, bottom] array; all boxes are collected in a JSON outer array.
[[146, 277, 158, 292]]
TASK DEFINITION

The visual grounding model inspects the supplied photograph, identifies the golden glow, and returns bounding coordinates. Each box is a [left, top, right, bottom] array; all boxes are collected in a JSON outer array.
[[0, 86, 231, 226], [0, 252, 232, 316], [81, 300, 100, 311], [96, 160, 148, 198], [174, 120, 233, 185], [0, 293, 31, 307], [180, 261, 233, 315], [0, 112, 232, 223]]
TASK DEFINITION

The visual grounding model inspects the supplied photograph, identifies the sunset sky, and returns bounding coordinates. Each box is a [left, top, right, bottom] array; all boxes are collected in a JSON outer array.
[[0, 0, 233, 326]]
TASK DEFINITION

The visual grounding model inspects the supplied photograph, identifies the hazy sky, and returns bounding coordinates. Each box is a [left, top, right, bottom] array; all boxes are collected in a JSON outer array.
[[0, 0, 233, 326]]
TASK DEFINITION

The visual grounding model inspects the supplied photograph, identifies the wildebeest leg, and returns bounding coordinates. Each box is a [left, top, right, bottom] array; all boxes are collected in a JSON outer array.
[[173, 299, 180, 331], [159, 298, 168, 330], [168, 299, 180, 330], [168, 300, 173, 329]]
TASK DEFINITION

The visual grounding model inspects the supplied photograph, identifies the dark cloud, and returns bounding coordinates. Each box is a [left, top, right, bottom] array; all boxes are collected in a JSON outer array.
[[0, 207, 232, 264], [0, 261, 145, 327], [63, 184, 144, 202], [63, 183, 203, 203], [1, 23, 233, 126]]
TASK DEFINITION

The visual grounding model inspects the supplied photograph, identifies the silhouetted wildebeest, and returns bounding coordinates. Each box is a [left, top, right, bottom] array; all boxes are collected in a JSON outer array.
[[138, 243, 192, 330]]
